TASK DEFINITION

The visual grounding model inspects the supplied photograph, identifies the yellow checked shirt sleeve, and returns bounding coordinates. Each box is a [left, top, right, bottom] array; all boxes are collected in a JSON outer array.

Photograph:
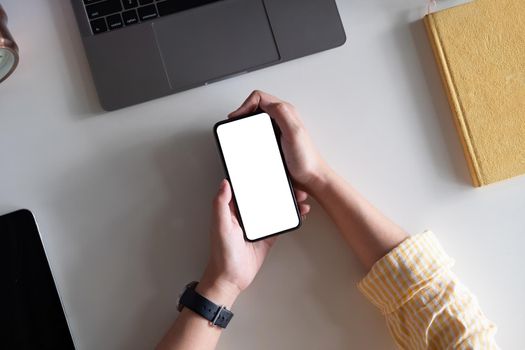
[[358, 231, 499, 350]]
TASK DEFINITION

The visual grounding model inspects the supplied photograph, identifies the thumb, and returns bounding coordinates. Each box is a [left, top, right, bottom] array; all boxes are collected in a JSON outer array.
[[213, 179, 233, 228]]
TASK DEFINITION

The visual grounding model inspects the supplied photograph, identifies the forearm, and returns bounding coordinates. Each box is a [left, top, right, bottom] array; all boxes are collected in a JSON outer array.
[[358, 232, 499, 349], [156, 277, 239, 350], [310, 166, 408, 271]]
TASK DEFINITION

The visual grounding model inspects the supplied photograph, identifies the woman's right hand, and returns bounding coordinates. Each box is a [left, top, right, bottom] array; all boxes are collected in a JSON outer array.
[[229, 90, 329, 194]]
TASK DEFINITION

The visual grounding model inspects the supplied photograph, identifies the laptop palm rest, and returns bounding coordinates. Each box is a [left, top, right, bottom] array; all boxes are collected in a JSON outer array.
[[153, 0, 280, 90]]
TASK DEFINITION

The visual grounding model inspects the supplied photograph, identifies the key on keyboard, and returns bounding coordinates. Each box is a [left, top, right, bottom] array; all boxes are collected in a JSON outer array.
[[157, 0, 221, 17], [137, 4, 158, 21], [85, 0, 122, 20], [122, 0, 139, 10], [85, 0, 222, 35]]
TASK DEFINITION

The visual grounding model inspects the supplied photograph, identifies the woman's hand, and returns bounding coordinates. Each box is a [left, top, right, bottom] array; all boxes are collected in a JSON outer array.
[[198, 179, 310, 306], [229, 90, 329, 193], [199, 90, 320, 305]]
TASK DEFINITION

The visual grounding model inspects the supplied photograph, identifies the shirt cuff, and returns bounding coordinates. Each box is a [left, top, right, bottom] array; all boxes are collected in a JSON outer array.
[[358, 231, 454, 315]]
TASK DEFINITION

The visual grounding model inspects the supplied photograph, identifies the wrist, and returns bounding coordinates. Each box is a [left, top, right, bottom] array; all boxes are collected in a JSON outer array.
[[197, 272, 241, 309], [308, 162, 335, 197]]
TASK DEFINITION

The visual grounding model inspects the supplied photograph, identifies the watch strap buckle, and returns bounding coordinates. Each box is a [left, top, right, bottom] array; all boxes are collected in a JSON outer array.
[[210, 305, 226, 327], [178, 281, 234, 329]]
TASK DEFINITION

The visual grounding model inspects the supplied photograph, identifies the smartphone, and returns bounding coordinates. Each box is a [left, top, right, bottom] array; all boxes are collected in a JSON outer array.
[[0, 209, 75, 349], [214, 113, 301, 241]]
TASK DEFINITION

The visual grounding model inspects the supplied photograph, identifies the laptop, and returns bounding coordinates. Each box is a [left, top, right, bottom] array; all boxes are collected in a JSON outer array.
[[71, 0, 346, 111]]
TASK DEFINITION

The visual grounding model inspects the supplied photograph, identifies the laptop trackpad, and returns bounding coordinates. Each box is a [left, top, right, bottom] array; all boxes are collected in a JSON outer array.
[[153, 0, 280, 90]]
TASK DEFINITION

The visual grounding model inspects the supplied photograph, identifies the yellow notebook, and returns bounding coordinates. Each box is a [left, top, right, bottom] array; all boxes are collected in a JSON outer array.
[[424, 0, 525, 186]]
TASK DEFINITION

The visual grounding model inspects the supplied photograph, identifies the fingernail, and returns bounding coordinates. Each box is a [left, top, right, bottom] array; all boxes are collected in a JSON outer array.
[[219, 179, 227, 191]]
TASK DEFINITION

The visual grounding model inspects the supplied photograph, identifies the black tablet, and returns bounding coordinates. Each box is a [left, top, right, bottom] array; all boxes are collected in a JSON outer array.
[[0, 209, 75, 349]]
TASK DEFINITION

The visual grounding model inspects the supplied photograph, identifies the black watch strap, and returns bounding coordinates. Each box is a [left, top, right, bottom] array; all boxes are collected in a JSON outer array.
[[178, 282, 234, 328]]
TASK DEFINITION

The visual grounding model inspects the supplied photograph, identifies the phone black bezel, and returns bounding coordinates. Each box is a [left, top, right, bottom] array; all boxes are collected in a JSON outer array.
[[213, 112, 302, 242]]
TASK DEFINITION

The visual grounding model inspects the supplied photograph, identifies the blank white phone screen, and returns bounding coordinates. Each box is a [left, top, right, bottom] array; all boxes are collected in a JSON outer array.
[[216, 113, 300, 241]]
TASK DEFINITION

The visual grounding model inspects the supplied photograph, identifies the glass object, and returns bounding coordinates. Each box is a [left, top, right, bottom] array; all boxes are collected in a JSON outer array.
[[0, 4, 19, 83]]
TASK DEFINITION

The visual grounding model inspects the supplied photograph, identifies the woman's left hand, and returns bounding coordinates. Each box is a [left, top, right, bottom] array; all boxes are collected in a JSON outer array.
[[197, 179, 310, 306]]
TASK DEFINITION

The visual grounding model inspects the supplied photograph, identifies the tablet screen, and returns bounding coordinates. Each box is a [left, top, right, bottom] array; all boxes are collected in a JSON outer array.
[[0, 209, 75, 349]]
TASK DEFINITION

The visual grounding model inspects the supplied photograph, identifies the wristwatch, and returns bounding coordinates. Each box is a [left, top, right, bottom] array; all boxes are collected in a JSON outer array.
[[177, 281, 234, 329]]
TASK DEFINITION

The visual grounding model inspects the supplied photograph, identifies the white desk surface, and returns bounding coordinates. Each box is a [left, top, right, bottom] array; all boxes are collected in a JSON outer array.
[[1, 1, 523, 349]]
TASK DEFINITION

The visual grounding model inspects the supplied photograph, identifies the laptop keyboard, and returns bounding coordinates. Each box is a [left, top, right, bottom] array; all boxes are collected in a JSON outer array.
[[84, 0, 222, 35]]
